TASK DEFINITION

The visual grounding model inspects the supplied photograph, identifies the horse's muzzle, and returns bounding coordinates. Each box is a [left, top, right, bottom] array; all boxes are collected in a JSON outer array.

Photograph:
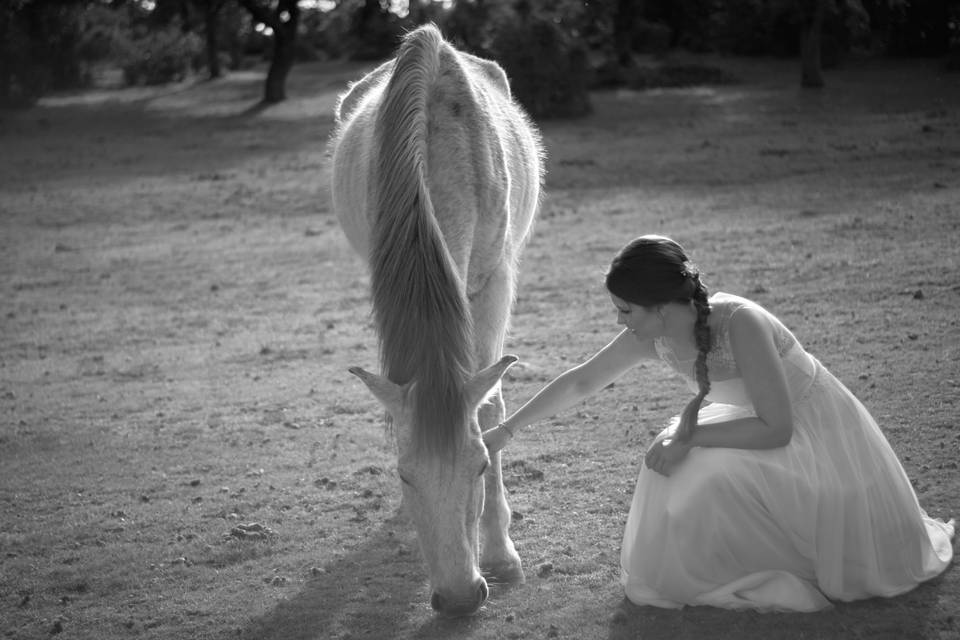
[[431, 577, 489, 616]]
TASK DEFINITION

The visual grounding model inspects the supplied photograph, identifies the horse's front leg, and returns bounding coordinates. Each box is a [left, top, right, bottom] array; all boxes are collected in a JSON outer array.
[[478, 398, 524, 583]]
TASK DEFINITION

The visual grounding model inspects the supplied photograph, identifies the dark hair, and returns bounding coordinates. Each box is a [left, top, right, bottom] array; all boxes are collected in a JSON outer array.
[[605, 235, 711, 442]]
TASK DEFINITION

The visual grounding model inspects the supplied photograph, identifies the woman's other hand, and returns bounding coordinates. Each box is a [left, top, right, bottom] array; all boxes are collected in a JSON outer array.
[[644, 438, 692, 476]]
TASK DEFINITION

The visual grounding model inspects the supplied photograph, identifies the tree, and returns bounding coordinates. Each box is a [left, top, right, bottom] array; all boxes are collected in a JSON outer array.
[[141, 0, 226, 81], [0, 0, 19, 105], [236, 0, 300, 103], [613, 0, 641, 65], [344, 0, 407, 60], [197, 0, 228, 78], [1, 0, 100, 107], [487, 1, 592, 119], [800, 0, 827, 87]]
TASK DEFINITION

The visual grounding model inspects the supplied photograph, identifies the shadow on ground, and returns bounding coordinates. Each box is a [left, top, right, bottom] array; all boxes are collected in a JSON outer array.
[[0, 61, 371, 191], [605, 572, 951, 640], [233, 509, 422, 640], [234, 508, 523, 640]]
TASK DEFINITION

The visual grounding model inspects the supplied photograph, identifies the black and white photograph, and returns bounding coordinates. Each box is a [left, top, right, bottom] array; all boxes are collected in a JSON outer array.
[[1, 1, 958, 638]]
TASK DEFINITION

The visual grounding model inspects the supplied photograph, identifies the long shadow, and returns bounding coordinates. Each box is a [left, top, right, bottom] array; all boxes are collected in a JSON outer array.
[[233, 509, 423, 640], [233, 508, 522, 640], [0, 60, 371, 193], [605, 571, 950, 640], [539, 57, 959, 194]]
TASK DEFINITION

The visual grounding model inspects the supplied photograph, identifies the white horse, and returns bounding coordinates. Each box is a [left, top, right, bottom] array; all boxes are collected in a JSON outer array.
[[328, 23, 543, 616]]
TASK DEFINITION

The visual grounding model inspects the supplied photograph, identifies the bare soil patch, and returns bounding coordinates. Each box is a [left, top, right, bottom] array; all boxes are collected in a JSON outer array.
[[1, 55, 958, 640]]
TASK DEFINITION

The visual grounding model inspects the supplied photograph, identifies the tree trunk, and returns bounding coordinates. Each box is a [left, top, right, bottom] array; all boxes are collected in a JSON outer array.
[[0, 3, 11, 105], [262, 0, 298, 104], [800, 0, 825, 88], [614, 0, 640, 66], [236, 0, 300, 104], [203, 0, 223, 79], [263, 33, 292, 102]]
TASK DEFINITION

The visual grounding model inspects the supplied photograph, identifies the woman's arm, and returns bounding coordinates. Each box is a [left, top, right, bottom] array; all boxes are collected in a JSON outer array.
[[484, 329, 655, 451], [675, 306, 795, 449]]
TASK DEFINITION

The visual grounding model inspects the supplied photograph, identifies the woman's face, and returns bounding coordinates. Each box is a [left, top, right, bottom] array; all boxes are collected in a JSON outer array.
[[611, 294, 662, 340]]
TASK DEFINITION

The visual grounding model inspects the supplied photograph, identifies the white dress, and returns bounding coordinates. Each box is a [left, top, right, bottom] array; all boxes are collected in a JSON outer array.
[[620, 292, 955, 612]]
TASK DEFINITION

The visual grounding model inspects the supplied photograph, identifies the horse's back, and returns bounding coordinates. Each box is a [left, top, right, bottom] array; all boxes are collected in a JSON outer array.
[[330, 24, 542, 277]]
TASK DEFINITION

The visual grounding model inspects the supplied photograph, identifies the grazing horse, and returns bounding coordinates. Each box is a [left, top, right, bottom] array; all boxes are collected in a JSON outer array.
[[328, 23, 543, 616]]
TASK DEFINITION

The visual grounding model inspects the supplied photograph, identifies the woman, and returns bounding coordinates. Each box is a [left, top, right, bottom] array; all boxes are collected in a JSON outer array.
[[484, 235, 954, 612]]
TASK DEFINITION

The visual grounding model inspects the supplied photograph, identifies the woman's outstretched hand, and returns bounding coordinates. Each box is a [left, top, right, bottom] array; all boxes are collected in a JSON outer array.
[[483, 425, 513, 454], [644, 438, 692, 477]]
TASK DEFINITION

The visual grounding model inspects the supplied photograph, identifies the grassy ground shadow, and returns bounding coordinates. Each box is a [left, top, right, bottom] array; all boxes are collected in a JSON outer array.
[[233, 508, 525, 640], [606, 571, 953, 640]]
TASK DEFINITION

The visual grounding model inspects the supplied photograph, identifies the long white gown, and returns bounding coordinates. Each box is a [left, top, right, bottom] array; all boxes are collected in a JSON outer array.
[[620, 292, 955, 611]]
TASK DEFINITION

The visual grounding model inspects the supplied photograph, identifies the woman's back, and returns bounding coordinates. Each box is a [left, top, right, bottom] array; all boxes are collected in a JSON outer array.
[[654, 292, 816, 406]]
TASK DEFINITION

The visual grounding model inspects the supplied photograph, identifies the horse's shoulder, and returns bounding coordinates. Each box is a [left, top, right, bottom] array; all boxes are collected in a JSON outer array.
[[335, 59, 394, 125]]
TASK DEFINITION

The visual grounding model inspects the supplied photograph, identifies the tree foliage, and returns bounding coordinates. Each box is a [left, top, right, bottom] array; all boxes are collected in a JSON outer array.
[[2, 0, 956, 109], [1, 0, 99, 106], [482, 1, 592, 119], [117, 19, 204, 85]]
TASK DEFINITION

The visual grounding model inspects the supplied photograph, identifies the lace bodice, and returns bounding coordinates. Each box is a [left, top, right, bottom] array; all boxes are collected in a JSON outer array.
[[654, 292, 807, 406]]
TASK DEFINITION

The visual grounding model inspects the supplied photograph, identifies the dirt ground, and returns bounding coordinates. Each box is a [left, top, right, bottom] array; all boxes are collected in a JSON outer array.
[[1, 53, 958, 640]]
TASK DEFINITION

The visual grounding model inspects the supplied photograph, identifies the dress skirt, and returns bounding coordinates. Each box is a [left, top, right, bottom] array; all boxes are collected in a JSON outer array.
[[620, 349, 955, 612]]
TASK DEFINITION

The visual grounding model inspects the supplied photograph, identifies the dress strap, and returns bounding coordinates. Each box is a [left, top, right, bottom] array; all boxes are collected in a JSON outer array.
[[721, 295, 798, 358]]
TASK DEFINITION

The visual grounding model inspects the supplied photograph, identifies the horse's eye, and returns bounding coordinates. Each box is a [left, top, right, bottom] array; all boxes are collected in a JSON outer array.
[[478, 462, 489, 477]]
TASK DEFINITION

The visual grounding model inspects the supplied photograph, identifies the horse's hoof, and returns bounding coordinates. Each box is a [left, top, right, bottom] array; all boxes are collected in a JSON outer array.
[[481, 561, 525, 585]]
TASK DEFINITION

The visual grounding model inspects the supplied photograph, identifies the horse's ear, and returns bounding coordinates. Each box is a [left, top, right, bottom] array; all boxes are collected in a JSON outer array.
[[465, 355, 519, 408], [348, 366, 404, 417]]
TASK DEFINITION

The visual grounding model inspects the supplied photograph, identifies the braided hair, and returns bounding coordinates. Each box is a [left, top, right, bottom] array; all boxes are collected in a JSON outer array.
[[605, 235, 711, 442]]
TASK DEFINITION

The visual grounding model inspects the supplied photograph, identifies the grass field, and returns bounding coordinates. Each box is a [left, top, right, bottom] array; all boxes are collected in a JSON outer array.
[[1, 53, 958, 640]]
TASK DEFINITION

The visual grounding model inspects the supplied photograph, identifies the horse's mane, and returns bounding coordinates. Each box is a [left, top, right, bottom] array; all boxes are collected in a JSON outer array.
[[369, 24, 475, 459]]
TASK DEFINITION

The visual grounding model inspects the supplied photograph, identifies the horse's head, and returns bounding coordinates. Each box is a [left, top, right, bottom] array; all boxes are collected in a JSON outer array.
[[349, 356, 517, 616]]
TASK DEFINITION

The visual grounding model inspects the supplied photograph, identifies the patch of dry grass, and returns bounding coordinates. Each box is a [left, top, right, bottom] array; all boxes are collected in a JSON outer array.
[[1, 55, 958, 640]]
